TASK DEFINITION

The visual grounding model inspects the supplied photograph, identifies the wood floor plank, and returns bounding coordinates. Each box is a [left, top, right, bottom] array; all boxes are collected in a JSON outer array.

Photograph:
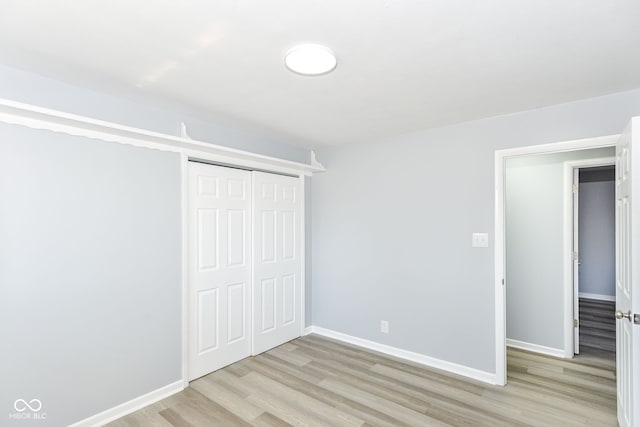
[[245, 370, 365, 427], [245, 354, 408, 426], [318, 376, 451, 427], [296, 335, 488, 396], [190, 376, 264, 422], [267, 346, 314, 367], [108, 334, 617, 426], [107, 405, 174, 427], [251, 412, 293, 427]]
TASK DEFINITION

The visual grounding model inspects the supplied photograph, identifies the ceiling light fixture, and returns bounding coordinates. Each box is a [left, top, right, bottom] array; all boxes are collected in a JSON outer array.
[[285, 44, 337, 76]]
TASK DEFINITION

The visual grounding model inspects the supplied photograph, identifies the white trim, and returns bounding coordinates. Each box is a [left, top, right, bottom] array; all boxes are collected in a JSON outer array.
[[579, 292, 616, 302], [506, 339, 567, 358], [68, 380, 183, 427], [494, 134, 619, 385], [564, 157, 615, 357], [180, 153, 190, 388], [497, 135, 618, 158], [300, 175, 307, 337], [303, 326, 315, 335], [250, 172, 256, 358], [573, 165, 581, 355], [310, 150, 325, 169], [0, 98, 325, 176], [308, 326, 498, 385], [494, 149, 506, 385]]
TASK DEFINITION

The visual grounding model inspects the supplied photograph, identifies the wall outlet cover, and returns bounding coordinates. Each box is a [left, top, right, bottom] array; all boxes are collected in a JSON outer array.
[[472, 233, 489, 248], [380, 320, 389, 334]]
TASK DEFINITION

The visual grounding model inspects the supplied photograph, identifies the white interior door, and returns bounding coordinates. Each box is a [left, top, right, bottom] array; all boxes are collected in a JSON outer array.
[[573, 167, 580, 354], [253, 171, 302, 355], [188, 162, 252, 380], [616, 119, 640, 427]]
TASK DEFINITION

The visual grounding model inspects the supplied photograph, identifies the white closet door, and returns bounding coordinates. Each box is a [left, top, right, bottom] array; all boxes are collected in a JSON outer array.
[[188, 162, 251, 380], [253, 172, 302, 354]]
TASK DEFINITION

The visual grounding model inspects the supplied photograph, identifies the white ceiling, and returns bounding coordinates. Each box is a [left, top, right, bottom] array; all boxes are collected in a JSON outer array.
[[1, 0, 639, 147]]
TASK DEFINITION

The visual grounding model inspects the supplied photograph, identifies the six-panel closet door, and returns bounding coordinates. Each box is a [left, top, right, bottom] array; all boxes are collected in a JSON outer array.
[[188, 162, 252, 380], [188, 162, 303, 380], [252, 171, 302, 355]]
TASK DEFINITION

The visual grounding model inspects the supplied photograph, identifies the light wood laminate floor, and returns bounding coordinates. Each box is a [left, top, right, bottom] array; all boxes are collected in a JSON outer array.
[[108, 334, 616, 426]]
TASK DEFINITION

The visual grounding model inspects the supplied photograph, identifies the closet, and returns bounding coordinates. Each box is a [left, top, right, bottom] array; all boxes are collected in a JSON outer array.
[[187, 161, 302, 380]]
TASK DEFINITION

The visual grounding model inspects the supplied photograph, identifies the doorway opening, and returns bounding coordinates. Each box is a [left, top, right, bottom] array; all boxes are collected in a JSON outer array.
[[573, 164, 616, 358], [498, 144, 618, 420], [503, 149, 614, 358], [493, 134, 619, 386]]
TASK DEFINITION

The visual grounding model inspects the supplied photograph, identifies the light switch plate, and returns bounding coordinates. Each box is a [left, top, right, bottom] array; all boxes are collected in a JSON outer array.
[[472, 233, 489, 248], [380, 320, 389, 334]]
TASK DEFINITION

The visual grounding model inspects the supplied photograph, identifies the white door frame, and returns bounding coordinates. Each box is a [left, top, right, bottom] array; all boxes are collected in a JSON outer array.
[[494, 134, 619, 386], [564, 157, 615, 356]]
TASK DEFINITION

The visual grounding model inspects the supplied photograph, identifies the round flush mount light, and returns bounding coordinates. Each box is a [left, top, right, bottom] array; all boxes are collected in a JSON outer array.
[[285, 44, 337, 76]]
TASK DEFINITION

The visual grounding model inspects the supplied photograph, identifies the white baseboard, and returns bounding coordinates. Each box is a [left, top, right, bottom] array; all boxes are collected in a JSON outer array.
[[69, 380, 183, 427], [579, 292, 615, 302], [306, 326, 498, 385], [303, 326, 314, 336], [506, 338, 567, 358]]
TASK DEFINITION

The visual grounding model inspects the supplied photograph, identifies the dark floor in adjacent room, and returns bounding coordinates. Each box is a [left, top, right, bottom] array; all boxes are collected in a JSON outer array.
[[579, 297, 616, 354]]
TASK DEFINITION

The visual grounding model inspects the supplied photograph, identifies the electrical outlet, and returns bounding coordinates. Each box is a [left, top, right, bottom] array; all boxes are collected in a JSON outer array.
[[472, 232, 489, 248], [381, 320, 389, 334]]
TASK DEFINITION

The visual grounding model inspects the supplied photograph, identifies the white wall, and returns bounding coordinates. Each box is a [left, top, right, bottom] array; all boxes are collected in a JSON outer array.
[[579, 179, 615, 298], [505, 148, 614, 350], [312, 89, 640, 375], [0, 123, 181, 426]]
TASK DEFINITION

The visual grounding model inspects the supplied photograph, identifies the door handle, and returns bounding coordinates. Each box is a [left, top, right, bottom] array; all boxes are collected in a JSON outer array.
[[615, 310, 632, 321]]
